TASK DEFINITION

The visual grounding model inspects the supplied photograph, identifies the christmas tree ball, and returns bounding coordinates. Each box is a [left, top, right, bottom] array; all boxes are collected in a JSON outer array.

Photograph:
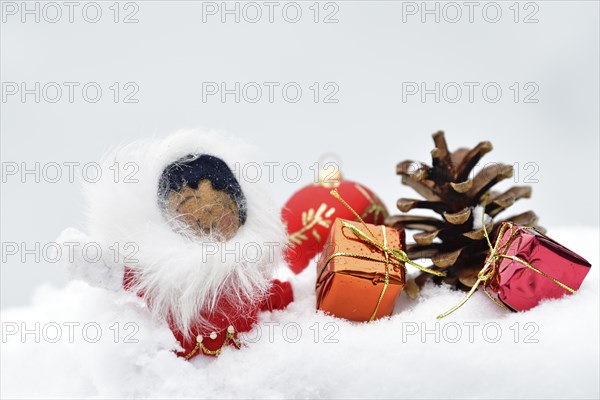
[[282, 169, 388, 274]]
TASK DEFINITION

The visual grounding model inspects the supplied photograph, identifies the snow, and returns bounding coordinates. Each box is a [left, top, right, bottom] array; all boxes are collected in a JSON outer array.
[[471, 205, 492, 230], [1, 227, 598, 399]]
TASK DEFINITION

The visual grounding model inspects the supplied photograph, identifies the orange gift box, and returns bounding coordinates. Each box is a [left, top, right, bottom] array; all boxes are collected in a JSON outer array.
[[316, 218, 406, 322]]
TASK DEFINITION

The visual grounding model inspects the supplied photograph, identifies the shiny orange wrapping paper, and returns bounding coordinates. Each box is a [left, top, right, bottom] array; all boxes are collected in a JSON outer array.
[[316, 218, 406, 321]]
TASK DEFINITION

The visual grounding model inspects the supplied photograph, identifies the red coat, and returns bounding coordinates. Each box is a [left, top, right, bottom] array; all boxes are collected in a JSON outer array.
[[123, 268, 293, 359]]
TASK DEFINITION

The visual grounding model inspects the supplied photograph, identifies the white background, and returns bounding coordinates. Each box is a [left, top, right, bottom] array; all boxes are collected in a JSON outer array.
[[1, 1, 599, 309]]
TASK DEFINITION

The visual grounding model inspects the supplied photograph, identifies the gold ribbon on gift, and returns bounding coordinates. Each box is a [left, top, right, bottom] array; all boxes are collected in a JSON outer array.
[[316, 190, 446, 321], [436, 196, 577, 319]]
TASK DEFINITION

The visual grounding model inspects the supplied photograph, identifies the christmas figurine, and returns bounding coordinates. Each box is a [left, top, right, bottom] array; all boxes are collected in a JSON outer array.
[[57, 130, 293, 359]]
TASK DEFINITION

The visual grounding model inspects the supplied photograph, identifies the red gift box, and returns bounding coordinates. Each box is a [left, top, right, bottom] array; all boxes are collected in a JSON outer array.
[[438, 222, 592, 318], [491, 223, 592, 311]]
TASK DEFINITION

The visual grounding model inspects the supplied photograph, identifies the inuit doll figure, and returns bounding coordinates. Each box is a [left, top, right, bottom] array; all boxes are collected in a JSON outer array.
[[58, 130, 293, 359]]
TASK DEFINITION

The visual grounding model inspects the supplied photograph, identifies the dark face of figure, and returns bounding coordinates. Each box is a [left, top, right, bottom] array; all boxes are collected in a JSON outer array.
[[159, 154, 246, 241], [165, 180, 241, 241]]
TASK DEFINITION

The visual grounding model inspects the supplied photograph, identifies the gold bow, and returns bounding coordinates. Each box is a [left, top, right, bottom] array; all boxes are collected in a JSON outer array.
[[317, 190, 445, 321], [437, 196, 576, 319]]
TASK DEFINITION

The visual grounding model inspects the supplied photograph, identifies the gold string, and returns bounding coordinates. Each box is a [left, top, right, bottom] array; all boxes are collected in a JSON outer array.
[[330, 190, 445, 277], [330, 190, 378, 238], [339, 220, 446, 277], [316, 251, 405, 284], [369, 226, 390, 321], [437, 196, 577, 319]]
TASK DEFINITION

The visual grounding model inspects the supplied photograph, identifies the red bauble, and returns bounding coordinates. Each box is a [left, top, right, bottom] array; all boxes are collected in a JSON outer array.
[[282, 172, 388, 274]]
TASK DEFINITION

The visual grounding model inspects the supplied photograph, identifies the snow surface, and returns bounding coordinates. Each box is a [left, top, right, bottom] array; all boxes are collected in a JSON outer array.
[[1, 228, 599, 399]]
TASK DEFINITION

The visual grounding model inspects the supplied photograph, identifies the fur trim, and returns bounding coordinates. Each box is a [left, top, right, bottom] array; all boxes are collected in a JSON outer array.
[[83, 129, 285, 334]]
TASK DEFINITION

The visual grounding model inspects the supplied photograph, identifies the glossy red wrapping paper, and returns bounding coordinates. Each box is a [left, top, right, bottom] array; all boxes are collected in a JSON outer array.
[[490, 223, 592, 312]]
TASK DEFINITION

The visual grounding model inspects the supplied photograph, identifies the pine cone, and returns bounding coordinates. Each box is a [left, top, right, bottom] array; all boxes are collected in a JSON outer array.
[[385, 131, 544, 290]]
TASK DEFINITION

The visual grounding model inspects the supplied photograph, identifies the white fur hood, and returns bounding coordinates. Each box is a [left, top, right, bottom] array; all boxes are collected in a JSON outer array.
[[69, 129, 286, 333]]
